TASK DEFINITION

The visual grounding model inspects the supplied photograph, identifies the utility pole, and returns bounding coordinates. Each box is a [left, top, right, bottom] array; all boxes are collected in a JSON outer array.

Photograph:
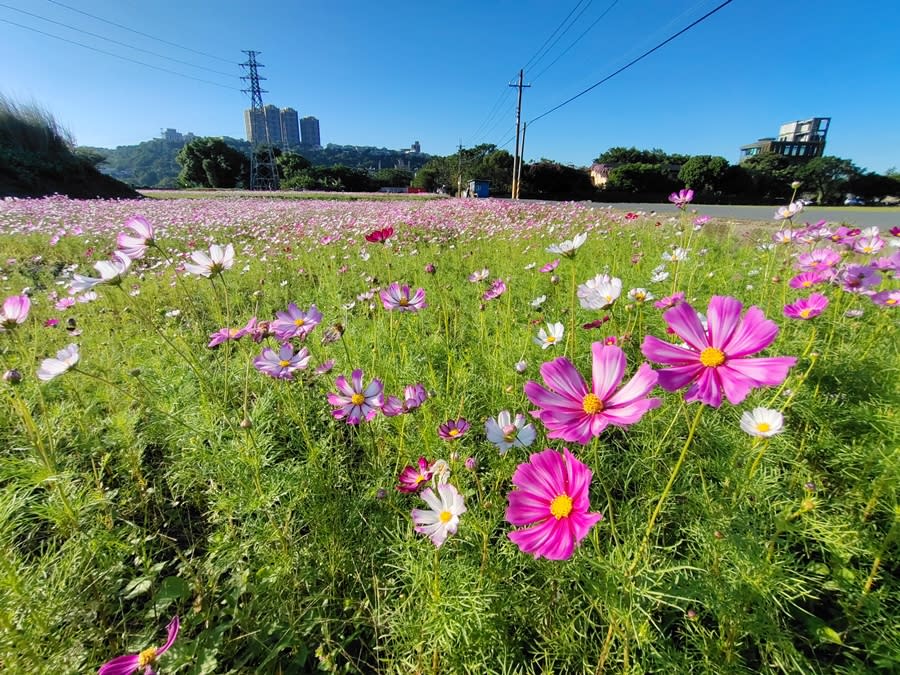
[[240, 50, 280, 191], [508, 69, 530, 200], [457, 140, 463, 197], [516, 121, 527, 199]]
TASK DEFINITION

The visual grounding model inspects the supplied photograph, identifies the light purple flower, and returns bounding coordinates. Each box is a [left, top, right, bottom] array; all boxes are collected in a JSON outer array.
[[839, 264, 880, 293], [540, 259, 560, 273], [871, 290, 899, 307], [783, 293, 829, 320], [380, 283, 427, 311], [789, 271, 827, 289], [796, 248, 841, 273], [485, 411, 536, 454], [482, 278, 507, 302], [271, 303, 323, 340], [438, 418, 470, 440], [327, 369, 384, 424], [641, 295, 797, 407], [253, 343, 312, 380]]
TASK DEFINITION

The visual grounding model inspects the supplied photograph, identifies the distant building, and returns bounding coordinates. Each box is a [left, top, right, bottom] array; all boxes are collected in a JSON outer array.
[[244, 104, 283, 145], [300, 116, 321, 148], [589, 163, 611, 188], [411, 140, 421, 153], [280, 108, 300, 147], [740, 117, 830, 162]]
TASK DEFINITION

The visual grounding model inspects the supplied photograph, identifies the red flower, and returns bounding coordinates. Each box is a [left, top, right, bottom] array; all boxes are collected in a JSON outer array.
[[365, 226, 394, 243]]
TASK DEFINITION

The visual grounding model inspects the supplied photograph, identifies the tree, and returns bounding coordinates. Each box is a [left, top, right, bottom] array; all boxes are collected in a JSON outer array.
[[276, 151, 311, 181], [797, 156, 861, 205], [373, 168, 413, 188], [845, 171, 900, 202], [595, 147, 674, 165], [605, 163, 679, 195], [521, 161, 593, 198], [741, 154, 798, 202], [678, 155, 730, 196], [176, 137, 247, 188]]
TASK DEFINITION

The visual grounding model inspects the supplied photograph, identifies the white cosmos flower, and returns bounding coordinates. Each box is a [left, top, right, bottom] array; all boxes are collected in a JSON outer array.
[[661, 247, 688, 262], [485, 411, 536, 454], [69, 252, 132, 293], [411, 483, 466, 548], [184, 243, 235, 277], [740, 407, 784, 438], [774, 201, 804, 221], [531, 295, 547, 308], [468, 268, 490, 283], [546, 232, 587, 257], [37, 343, 79, 381], [627, 287, 654, 303], [534, 321, 564, 349], [577, 274, 622, 310]]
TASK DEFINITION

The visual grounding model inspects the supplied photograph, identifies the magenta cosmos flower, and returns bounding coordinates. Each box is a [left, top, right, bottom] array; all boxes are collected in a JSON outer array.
[[271, 303, 322, 340], [327, 369, 384, 424], [641, 296, 797, 407], [524, 343, 660, 444], [116, 215, 155, 260], [1, 294, 30, 330], [253, 343, 311, 380], [505, 448, 603, 561], [396, 456, 433, 493], [668, 188, 694, 209], [98, 615, 179, 675], [438, 417, 470, 440], [783, 293, 829, 320], [380, 282, 427, 311]]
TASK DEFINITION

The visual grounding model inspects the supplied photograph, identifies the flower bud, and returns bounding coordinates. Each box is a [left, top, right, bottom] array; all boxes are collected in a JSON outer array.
[[3, 369, 22, 384], [791, 181, 802, 189]]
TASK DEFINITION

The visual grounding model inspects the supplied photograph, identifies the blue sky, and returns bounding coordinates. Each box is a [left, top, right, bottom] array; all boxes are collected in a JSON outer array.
[[2, 0, 898, 173]]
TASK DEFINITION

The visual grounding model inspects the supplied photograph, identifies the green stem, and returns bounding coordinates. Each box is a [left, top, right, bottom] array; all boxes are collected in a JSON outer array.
[[567, 261, 578, 358]]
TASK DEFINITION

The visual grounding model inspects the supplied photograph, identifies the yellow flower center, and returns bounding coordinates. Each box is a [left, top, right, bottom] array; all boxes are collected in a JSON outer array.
[[550, 494, 573, 520], [137, 647, 158, 668], [351, 393, 365, 405], [799, 308, 812, 318], [294, 317, 305, 326], [887, 298, 897, 305], [399, 297, 409, 306], [448, 428, 460, 437], [415, 474, 426, 484], [699, 347, 726, 367], [802, 281, 811, 287], [545, 335, 556, 343], [582, 393, 604, 414], [439, 510, 453, 523], [756, 422, 771, 433], [278, 359, 291, 367]]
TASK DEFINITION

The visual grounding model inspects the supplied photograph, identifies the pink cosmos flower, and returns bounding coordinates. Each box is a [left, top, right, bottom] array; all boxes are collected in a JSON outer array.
[[669, 188, 694, 209], [55, 297, 76, 311], [789, 271, 827, 289], [853, 235, 885, 255], [412, 483, 466, 548], [796, 248, 841, 273], [482, 278, 507, 302], [98, 615, 179, 675], [396, 456, 433, 493], [116, 215, 155, 260], [382, 383, 428, 417], [505, 448, 603, 560], [524, 343, 660, 444], [641, 296, 797, 407], [253, 343, 312, 380], [0, 294, 30, 330], [380, 283, 427, 311], [540, 259, 560, 273], [327, 369, 384, 424], [365, 226, 394, 243], [438, 418, 470, 440], [654, 292, 685, 310], [314, 359, 336, 376], [271, 303, 323, 340], [207, 325, 248, 348], [783, 293, 829, 320]]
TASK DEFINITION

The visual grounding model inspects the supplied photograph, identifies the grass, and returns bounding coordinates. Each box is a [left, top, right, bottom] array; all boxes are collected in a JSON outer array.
[[0, 196, 897, 674], [139, 188, 445, 201]]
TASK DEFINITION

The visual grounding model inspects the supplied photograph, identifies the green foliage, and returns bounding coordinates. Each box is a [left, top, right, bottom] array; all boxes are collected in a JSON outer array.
[[678, 154, 730, 196], [594, 146, 689, 165], [606, 162, 680, 194], [797, 156, 862, 204], [522, 160, 594, 197], [176, 137, 249, 188], [276, 151, 312, 181], [373, 167, 413, 188]]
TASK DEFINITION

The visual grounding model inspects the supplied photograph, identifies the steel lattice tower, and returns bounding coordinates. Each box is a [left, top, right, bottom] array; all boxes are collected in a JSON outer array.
[[240, 50, 279, 190]]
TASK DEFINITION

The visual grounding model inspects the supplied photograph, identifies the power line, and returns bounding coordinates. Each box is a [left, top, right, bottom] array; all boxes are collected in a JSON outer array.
[[531, 0, 620, 83], [0, 3, 237, 79], [522, 0, 588, 72], [529, 0, 736, 125], [468, 88, 515, 146], [0, 18, 241, 91], [526, 0, 594, 75], [42, 0, 234, 64]]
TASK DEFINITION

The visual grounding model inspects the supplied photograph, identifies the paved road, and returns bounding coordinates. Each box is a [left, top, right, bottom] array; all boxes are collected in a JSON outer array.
[[584, 202, 900, 228]]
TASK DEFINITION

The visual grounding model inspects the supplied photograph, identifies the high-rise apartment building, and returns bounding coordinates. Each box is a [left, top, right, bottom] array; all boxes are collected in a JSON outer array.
[[740, 117, 830, 162], [300, 116, 321, 148], [280, 108, 300, 147], [244, 104, 283, 145]]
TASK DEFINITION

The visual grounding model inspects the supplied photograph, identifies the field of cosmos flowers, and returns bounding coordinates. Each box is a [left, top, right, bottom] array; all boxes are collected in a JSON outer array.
[[0, 191, 898, 674]]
